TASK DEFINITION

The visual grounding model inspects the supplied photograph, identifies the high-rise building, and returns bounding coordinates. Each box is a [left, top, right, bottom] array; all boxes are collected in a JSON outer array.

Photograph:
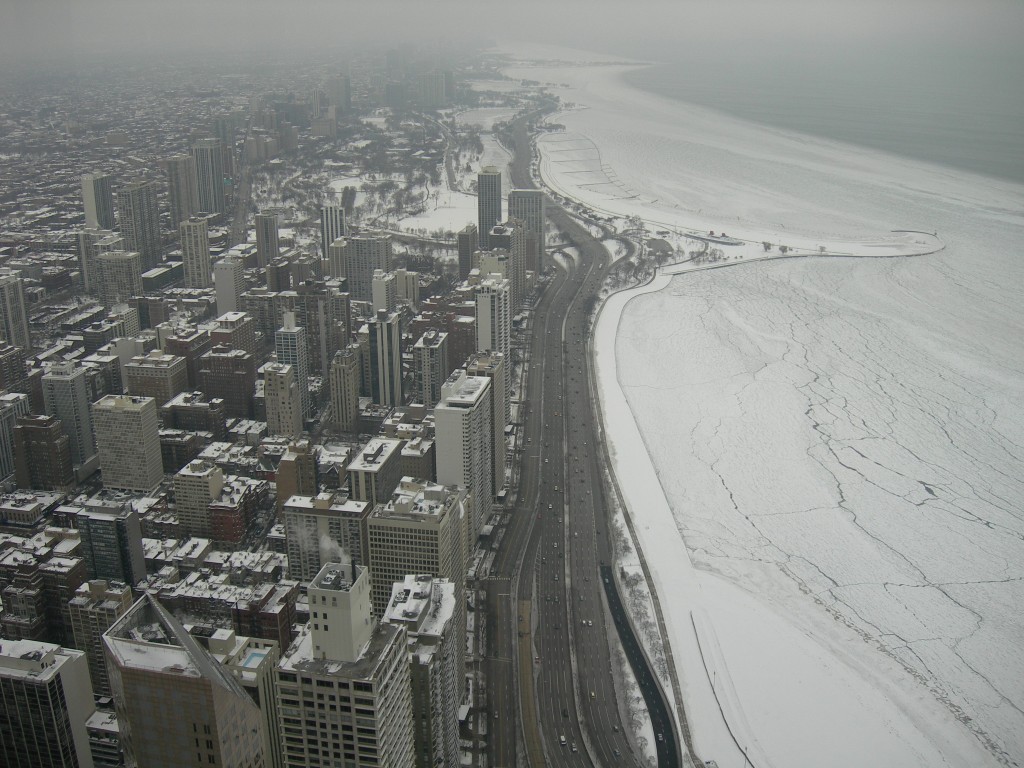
[[282, 492, 371, 582], [0, 268, 31, 351], [347, 437, 403, 508], [329, 346, 361, 433], [320, 204, 346, 258], [264, 363, 303, 438], [198, 346, 256, 419], [213, 257, 245, 315], [13, 414, 75, 491], [275, 312, 309, 418], [457, 224, 477, 281], [91, 395, 162, 493], [0, 639, 96, 768], [435, 370, 493, 536], [82, 172, 116, 230], [254, 211, 279, 268], [210, 310, 258, 357], [116, 179, 161, 270], [77, 228, 122, 295], [0, 390, 29, 481], [467, 350, 508, 495], [275, 439, 318, 512], [475, 276, 511, 361], [124, 350, 188, 406], [330, 232, 391, 301], [367, 478, 467, 615], [274, 564, 414, 768], [161, 326, 212, 389], [165, 154, 200, 227], [275, 279, 351, 375], [326, 74, 352, 113], [104, 594, 267, 768], [43, 362, 98, 472], [180, 216, 212, 288], [372, 269, 397, 314], [76, 501, 146, 587], [174, 459, 224, 539], [369, 310, 402, 407], [95, 250, 142, 308], [477, 166, 502, 249], [191, 138, 227, 216], [489, 221, 526, 308], [508, 189, 546, 274], [382, 575, 462, 768], [68, 579, 133, 698], [413, 330, 449, 407]]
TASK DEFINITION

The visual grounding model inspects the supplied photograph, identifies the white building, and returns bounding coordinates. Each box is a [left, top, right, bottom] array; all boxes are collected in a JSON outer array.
[[174, 460, 225, 539], [413, 330, 449, 408], [264, 362, 303, 438], [95, 250, 142, 308], [92, 395, 162, 493], [214, 256, 245, 315], [371, 269, 397, 314], [275, 312, 310, 418], [282, 492, 370, 582], [180, 216, 212, 288], [81, 172, 115, 230], [435, 370, 493, 536], [467, 350, 508, 496], [320, 203, 346, 258], [475, 276, 511, 361]]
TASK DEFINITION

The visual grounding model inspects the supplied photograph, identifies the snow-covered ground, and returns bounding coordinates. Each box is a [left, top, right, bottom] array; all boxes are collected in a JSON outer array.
[[506, 48, 1024, 768]]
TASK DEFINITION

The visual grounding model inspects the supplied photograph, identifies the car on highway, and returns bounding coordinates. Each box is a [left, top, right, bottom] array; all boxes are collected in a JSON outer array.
[[560, 735, 566, 746], [548, 503, 553, 509]]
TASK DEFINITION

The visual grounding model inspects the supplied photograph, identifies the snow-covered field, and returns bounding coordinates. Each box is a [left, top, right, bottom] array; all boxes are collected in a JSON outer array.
[[506, 49, 1024, 768]]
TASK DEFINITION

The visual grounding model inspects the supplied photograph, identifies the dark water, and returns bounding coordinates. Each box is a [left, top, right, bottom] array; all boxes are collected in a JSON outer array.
[[622, 45, 1024, 185]]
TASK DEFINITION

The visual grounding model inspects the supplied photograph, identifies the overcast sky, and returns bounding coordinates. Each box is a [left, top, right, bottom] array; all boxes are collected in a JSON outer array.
[[4, 0, 1023, 68]]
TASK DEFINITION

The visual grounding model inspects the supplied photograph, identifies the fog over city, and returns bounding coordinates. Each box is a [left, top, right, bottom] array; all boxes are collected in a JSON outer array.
[[0, 2, 1021, 768]]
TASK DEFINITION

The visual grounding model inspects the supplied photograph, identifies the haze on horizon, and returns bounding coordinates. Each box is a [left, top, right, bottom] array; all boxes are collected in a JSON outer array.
[[5, 0, 1023, 66]]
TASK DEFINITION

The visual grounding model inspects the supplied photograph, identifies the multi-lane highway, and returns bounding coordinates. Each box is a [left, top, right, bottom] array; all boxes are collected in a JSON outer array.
[[482, 110, 683, 768]]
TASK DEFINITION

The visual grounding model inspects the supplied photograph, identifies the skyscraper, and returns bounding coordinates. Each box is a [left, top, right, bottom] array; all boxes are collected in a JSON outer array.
[[369, 309, 402, 407], [0, 639, 95, 768], [213, 256, 245, 315], [42, 362, 98, 473], [508, 189, 546, 273], [81, 172, 115, 230], [94, 250, 142, 308], [367, 478, 467, 615], [320, 203, 346, 257], [91, 395, 163, 493], [477, 166, 502, 249], [435, 370, 493, 536], [174, 460, 224, 539], [254, 211, 279, 268], [68, 579, 133, 698], [331, 232, 392, 301], [413, 330, 449, 407], [13, 414, 75, 491], [76, 502, 146, 586], [329, 346, 361, 433], [264, 362, 303, 438], [0, 390, 29, 482], [116, 179, 161, 270], [382, 575, 462, 768], [77, 228, 122, 295], [274, 564, 414, 768], [467, 350, 509, 496], [164, 154, 199, 227], [104, 594, 267, 768], [457, 223, 477, 281], [191, 137, 227, 216], [475, 276, 511, 360], [180, 216, 212, 288], [489, 221, 526, 308], [124, 350, 188, 405], [0, 268, 31, 351], [275, 312, 310, 419], [198, 346, 256, 419]]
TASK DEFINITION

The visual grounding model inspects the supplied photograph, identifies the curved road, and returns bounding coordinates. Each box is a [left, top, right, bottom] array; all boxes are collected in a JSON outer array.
[[483, 109, 681, 768]]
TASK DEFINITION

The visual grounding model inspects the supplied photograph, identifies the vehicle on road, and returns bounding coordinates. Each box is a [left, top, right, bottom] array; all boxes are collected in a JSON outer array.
[[560, 735, 566, 746]]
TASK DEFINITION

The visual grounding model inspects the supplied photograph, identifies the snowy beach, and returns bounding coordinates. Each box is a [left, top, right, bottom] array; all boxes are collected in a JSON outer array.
[[506, 48, 1024, 768]]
